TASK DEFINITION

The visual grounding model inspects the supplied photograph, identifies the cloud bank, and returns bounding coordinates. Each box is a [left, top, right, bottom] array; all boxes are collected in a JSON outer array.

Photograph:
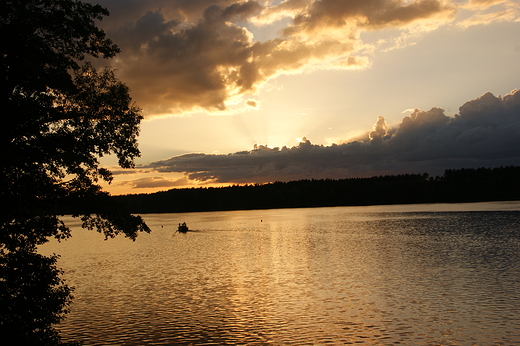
[[92, 0, 518, 117], [135, 89, 520, 187], [119, 176, 190, 189]]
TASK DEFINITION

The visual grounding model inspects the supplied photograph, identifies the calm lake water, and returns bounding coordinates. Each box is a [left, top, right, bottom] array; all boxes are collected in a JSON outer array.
[[40, 202, 520, 345]]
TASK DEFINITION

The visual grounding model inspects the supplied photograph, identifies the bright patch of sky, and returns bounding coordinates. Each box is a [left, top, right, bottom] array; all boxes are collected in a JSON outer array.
[[93, 0, 520, 195]]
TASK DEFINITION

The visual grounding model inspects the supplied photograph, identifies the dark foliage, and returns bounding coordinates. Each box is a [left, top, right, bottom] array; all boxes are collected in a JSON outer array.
[[114, 166, 520, 213], [1, 0, 149, 344], [0, 251, 74, 346]]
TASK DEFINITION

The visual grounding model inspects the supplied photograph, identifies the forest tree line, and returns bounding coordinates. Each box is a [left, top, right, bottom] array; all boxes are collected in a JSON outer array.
[[112, 166, 520, 214]]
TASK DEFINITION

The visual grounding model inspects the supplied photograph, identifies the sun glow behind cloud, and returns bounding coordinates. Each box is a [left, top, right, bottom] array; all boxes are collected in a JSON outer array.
[[91, 0, 520, 194], [102, 89, 520, 194]]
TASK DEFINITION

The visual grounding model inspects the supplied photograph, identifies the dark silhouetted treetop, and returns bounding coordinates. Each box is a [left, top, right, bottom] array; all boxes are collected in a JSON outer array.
[[1, 0, 150, 245], [1, 0, 118, 94]]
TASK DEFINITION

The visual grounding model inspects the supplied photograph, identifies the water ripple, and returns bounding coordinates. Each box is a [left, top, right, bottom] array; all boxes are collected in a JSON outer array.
[[38, 205, 520, 345]]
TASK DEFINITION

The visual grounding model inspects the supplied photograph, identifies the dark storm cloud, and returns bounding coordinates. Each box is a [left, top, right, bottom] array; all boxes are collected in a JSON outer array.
[[100, 1, 269, 115], [90, 0, 457, 116], [119, 176, 190, 189], [144, 89, 520, 184]]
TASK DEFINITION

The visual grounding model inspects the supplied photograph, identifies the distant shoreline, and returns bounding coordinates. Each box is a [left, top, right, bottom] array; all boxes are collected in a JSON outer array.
[[112, 166, 520, 214]]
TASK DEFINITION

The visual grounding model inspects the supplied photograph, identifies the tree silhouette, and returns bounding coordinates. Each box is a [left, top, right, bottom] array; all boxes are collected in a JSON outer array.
[[1, 0, 150, 344], [114, 166, 520, 213]]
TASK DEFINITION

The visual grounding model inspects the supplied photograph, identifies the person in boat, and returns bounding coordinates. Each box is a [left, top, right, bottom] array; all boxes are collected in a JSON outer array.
[[177, 222, 189, 232]]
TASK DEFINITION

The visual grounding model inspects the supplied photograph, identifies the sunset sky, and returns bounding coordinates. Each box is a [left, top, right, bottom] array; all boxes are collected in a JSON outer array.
[[90, 0, 520, 195]]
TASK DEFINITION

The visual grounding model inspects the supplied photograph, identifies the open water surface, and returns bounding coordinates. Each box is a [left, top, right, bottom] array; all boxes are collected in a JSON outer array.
[[40, 202, 520, 345]]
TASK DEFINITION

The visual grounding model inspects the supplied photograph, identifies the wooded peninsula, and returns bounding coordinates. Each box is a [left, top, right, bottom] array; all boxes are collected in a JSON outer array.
[[113, 166, 520, 214]]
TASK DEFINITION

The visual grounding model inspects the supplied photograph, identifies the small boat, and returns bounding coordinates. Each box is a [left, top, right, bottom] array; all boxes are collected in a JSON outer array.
[[177, 222, 189, 233]]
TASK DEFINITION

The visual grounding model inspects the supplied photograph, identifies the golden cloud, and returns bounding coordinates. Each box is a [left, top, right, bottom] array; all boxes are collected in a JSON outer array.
[[95, 0, 517, 118]]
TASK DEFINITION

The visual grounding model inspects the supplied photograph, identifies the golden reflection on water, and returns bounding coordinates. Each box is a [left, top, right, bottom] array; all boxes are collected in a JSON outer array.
[[39, 202, 520, 345]]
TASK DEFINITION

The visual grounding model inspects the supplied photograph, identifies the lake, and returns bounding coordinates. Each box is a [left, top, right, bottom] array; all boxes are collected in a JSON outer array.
[[39, 202, 520, 345]]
